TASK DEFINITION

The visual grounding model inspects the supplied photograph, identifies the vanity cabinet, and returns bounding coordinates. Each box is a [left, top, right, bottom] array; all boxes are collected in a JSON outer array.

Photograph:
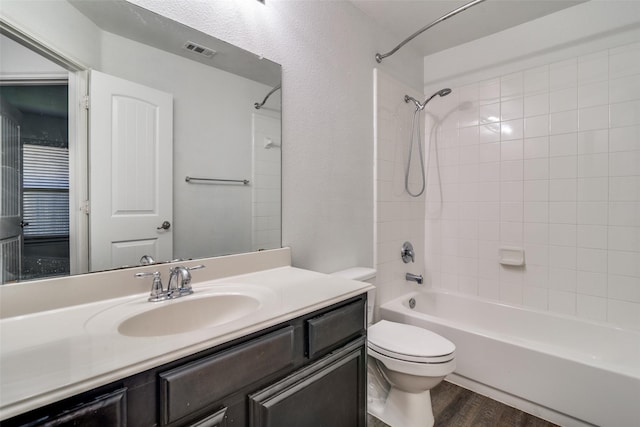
[[4, 295, 367, 427]]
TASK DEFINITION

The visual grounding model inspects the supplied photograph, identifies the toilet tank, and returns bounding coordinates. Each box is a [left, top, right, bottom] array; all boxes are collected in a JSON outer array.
[[330, 267, 376, 325]]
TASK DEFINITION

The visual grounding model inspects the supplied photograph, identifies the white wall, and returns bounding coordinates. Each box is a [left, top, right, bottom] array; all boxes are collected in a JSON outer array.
[[421, 2, 640, 330], [129, 0, 424, 273]]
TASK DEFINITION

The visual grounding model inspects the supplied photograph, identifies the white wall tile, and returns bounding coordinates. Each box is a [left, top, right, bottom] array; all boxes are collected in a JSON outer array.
[[524, 202, 549, 223], [549, 179, 577, 201], [608, 275, 640, 303], [549, 110, 578, 135], [577, 271, 607, 297], [549, 223, 576, 246], [550, 133, 577, 157], [500, 221, 523, 243], [608, 226, 640, 252], [549, 289, 576, 315], [577, 177, 608, 201], [578, 81, 608, 108], [578, 153, 609, 177], [608, 250, 639, 277], [524, 136, 549, 159], [610, 100, 640, 127], [549, 58, 578, 91], [549, 246, 577, 270], [501, 181, 523, 201], [577, 248, 608, 273], [577, 294, 607, 322], [479, 124, 501, 143], [501, 139, 524, 161], [478, 162, 500, 181], [502, 98, 524, 121], [609, 176, 640, 201], [608, 202, 639, 227], [479, 142, 501, 163], [609, 151, 640, 176], [607, 299, 640, 329], [524, 115, 549, 138], [501, 160, 523, 181], [524, 65, 549, 94], [549, 201, 576, 224], [524, 223, 549, 245], [550, 156, 577, 179], [523, 285, 549, 310], [577, 201, 608, 225], [609, 74, 640, 104], [501, 119, 524, 141], [501, 72, 524, 99], [550, 87, 577, 113], [578, 105, 609, 131], [524, 158, 549, 180], [577, 129, 608, 154], [577, 224, 608, 249], [578, 50, 608, 84], [524, 93, 550, 117], [479, 79, 500, 105], [609, 125, 640, 152], [524, 180, 549, 201], [479, 103, 500, 124]]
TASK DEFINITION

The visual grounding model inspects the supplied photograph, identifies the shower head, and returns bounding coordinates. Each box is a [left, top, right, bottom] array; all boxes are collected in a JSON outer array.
[[405, 88, 452, 111]]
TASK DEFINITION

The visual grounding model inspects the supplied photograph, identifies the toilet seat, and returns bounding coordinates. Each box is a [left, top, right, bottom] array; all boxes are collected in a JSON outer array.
[[368, 320, 455, 363]]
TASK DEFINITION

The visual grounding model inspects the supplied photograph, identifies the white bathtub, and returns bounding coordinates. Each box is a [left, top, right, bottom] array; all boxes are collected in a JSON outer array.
[[379, 290, 640, 427]]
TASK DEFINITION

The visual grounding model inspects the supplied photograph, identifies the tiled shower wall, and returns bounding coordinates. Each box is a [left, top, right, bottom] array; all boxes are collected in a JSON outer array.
[[424, 41, 640, 330], [374, 69, 426, 312]]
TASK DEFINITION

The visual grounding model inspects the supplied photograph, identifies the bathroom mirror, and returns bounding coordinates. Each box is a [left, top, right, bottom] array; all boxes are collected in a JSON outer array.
[[0, 0, 282, 284]]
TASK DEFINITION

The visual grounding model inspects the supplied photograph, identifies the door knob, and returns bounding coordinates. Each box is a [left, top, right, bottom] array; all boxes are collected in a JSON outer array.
[[157, 221, 171, 230]]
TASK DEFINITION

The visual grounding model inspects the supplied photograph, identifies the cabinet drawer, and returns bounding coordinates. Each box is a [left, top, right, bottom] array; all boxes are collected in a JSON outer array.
[[307, 299, 365, 358], [40, 389, 127, 426], [159, 326, 295, 425]]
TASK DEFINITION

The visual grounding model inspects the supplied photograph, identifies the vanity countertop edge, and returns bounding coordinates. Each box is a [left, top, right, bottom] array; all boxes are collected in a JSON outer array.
[[0, 248, 374, 421]]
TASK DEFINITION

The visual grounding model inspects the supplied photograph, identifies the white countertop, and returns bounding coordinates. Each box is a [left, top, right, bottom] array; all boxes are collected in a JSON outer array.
[[0, 265, 373, 421]]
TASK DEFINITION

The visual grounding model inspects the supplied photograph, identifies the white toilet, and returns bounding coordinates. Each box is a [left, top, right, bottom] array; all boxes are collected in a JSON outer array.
[[331, 268, 456, 427]]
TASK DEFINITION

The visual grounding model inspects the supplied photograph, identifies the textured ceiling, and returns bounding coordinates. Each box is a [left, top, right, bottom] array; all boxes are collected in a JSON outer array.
[[350, 0, 588, 57]]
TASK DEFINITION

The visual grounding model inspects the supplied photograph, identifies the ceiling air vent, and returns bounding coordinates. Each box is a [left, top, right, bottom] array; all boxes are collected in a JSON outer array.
[[183, 41, 216, 58]]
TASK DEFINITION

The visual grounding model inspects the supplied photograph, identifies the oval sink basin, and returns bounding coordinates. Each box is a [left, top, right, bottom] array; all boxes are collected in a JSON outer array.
[[117, 294, 260, 337]]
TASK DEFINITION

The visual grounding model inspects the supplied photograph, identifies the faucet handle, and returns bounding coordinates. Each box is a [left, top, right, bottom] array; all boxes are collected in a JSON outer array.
[[177, 265, 205, 294], [136, 271, 165, 301]]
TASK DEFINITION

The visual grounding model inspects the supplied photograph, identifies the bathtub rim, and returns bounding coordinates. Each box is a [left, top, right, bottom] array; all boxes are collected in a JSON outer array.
[[379, 288, 640, 380]]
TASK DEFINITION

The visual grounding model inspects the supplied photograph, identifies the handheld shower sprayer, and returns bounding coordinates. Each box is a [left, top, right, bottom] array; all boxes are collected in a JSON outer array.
[[403, 87, 452, 197]]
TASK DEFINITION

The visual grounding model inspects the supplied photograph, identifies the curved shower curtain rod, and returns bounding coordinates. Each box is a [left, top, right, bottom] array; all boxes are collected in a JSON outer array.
[[375, 0, 487, 63], [254, 84, 282, 109]]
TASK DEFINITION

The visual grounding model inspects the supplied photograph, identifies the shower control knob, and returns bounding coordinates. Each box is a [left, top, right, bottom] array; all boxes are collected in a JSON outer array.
[[401, 241, 415, 263]]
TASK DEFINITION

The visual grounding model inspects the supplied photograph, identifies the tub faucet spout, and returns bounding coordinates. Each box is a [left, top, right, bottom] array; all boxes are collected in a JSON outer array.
[[406, 273, 423, 284]]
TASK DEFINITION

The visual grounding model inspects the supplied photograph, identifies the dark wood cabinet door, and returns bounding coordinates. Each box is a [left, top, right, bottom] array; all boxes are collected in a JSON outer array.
[[249, 339, 366, 427]]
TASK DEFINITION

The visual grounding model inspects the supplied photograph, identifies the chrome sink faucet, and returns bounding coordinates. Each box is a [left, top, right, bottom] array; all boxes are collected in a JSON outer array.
[[135, 265, 205, 302]]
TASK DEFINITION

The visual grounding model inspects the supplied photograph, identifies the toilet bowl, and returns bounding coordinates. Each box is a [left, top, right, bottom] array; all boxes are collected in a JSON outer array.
[[331, 268, 456, 427]]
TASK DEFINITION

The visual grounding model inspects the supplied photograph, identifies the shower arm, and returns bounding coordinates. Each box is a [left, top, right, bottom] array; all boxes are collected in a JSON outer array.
[[375, 0, 487, 63], [254, 84, 282, 109]]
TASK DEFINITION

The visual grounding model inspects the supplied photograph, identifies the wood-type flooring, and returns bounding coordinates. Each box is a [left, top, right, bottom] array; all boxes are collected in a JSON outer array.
[[367, 381, 559, 427]]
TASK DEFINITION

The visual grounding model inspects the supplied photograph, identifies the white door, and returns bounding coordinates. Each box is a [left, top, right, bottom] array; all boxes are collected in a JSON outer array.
[[89, 70, 173, 271], [0, 100, 22, 283]]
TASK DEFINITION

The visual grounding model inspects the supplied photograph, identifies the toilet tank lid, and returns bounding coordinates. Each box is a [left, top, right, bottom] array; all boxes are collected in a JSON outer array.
[[330, 267, 376, 281]]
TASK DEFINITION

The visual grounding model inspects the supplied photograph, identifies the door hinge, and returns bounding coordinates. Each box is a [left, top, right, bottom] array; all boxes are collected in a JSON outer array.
[[81, 200, 90, 215], [82, 95, 90, 110]]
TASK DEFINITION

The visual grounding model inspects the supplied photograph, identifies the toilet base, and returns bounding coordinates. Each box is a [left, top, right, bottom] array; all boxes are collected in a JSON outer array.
[[369, 387, 434, 427]]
